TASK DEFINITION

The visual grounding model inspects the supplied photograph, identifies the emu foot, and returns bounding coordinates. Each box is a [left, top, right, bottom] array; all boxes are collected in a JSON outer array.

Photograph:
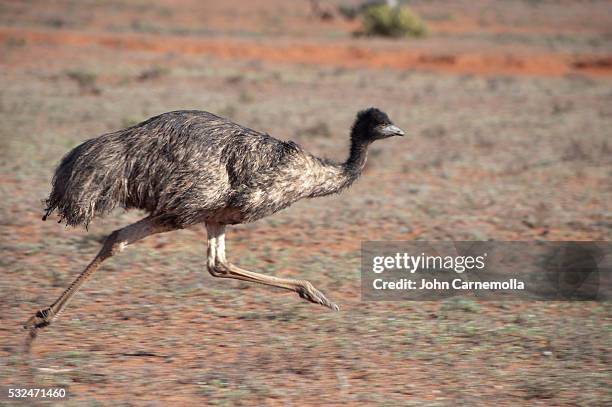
[[23, 307, 54, 330], [297, 282, 340, 311]]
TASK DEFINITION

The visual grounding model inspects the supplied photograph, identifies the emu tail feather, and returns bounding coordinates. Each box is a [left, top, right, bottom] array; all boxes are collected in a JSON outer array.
[[43, 137, 129, 228]]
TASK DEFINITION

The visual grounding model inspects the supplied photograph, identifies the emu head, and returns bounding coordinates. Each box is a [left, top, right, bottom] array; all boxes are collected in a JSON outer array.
[[351, 108, 404, 144]]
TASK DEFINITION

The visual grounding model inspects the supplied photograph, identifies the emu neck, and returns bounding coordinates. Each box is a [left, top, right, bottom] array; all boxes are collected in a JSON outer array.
[[343, 139, 370, 177], [305, 138, 370, 199]]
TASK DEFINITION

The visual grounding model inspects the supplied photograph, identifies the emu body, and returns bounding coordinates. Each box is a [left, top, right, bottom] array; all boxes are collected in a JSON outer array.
[[44, 110, 360, 228], [25, 108, 404, 345]]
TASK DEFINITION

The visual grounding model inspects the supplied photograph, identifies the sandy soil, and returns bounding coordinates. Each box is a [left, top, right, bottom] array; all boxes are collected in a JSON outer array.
[[0, 0, 611, 405]]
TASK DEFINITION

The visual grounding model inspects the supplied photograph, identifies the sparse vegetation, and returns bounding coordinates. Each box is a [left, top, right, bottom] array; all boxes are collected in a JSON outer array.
[[337, 4, 360, 20], [238, 89, 255, 104], [65, 70, 101, 95], [300, 120, 332, 138], [361, 5, 427, 38], [137, 66, 171, 81], [5, 37, 26, 47], [121, 116, 144, 128], [441, 297, 480, 313], [521, 377, 558, 400], [219, 104, 237, 118]]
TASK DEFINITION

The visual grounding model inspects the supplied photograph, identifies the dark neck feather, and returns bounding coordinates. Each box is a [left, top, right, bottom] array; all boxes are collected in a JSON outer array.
[[306, 132, 371, 199], [343, 137, 370, 177]]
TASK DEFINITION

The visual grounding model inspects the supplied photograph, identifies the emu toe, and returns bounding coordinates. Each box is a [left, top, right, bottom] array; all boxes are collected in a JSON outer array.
[[23, 307, 54, 330], [297, 282, 340, 311]]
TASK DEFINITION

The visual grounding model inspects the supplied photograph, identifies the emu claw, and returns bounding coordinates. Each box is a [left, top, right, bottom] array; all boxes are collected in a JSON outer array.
[[23, 307, 54, 330], [297, 282, 340, 311]]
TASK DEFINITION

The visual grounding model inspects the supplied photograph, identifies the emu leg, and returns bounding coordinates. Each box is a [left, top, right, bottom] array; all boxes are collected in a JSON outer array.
[[205, 223, 339, 311], [23, 217, 172, 349]]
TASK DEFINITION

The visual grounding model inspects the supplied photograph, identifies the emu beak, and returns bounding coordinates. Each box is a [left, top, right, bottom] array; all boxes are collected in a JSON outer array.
[[381, 124, 405, 137]]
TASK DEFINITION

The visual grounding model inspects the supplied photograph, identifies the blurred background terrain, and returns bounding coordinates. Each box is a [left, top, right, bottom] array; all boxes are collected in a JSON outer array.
[[0, 0, 611, 405]]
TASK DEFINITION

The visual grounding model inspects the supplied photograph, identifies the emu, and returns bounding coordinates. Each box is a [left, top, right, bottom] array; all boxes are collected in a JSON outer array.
[[24, 108, 404, 341]]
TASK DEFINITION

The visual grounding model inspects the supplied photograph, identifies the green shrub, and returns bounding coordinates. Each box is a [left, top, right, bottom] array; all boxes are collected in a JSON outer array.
[[361, 5, 427, 38]]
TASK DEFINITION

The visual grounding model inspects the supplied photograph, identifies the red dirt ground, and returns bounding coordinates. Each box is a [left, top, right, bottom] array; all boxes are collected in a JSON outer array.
[[1, 26, 611, 78]]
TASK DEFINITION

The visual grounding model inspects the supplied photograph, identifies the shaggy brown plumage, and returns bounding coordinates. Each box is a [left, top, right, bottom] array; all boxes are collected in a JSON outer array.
[[44, 108, 403, 228]]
